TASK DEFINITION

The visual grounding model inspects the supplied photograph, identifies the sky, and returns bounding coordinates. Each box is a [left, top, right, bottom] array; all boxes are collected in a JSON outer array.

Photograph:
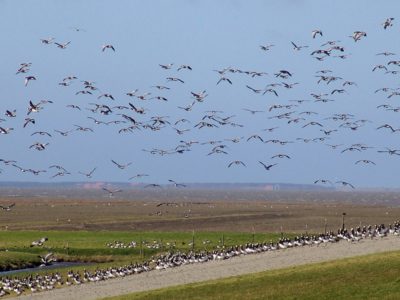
[[0, 0, 399, 187]]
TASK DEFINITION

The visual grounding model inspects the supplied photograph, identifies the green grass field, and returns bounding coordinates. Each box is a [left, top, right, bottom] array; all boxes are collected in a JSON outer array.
[[105, 251, 400, 300], [0, 230, 285, 273]]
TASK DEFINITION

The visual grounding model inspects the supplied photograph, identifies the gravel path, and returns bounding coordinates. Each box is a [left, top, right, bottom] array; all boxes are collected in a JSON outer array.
[[17, 236, 400, 300]]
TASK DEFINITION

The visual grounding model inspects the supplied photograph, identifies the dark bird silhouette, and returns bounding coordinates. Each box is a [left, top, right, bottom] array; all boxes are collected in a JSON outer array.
[[168, 179, 186, 188], [102, 44, 115, 52], [0, 203, 15, 211], [111, 160, 132, 169], [228, 160, 246, 168], [336, 181, 355, 189], [258, 161, 277, 170]]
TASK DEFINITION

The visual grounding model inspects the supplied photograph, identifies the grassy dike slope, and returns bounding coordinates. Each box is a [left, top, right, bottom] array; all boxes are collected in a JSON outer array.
[[105, 251, 400, 300]]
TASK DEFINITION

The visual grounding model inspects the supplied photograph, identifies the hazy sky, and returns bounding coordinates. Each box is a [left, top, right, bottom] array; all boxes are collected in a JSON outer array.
[[0, 0, 399, 187]]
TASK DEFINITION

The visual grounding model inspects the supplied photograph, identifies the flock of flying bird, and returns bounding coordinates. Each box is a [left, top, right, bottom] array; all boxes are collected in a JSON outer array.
[[0, 17, 399, 193]]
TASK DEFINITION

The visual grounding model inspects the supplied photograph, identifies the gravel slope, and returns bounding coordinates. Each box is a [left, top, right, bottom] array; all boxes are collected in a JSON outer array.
[[17, 236, 400, 300]]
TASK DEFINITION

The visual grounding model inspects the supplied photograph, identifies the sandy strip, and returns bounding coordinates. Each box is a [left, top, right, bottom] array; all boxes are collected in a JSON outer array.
[[17, 236, 400, 300]]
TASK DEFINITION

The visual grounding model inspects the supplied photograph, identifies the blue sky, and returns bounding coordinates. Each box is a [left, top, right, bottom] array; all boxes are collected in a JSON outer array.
[[0, 0, 399, 187]]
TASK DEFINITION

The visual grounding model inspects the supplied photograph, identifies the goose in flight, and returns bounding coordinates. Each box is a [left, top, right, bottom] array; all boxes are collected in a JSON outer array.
[[291, 41, 308, 51], [0, 127, 14, 134], [55, 41, 71, 49], [260, 44, 274, 51], [74, 125, 93, 132], [67, 104, 81, 110], [168, 179, 186, 188], [129, 174, 149, 180], [98, 93, 115, 100], [242, 108, 264, 114], [258, 161, 277, 170], [5, 109, 16, 117], [376, 124, 396, 132], [31, 131, 52, 137], [111, 160, 132, 169], [51, 171, 71, 178], [49, 165, 68, 172], [377, 148, 400, 155], [302, 121, 323, 128], [314, 179, 332, 185], [39, 253, 56, 267], [78, 167, 97, 178], [173, 128, 190, 135], [245, 85, 263, 94], [355, 160, 376, 165], [27, 100, 42, 114], [271, 154, 291, 159], [30, 237, 48, 247], [177, 64, 192, 71], [12, 164, 29, 173], [217, 77, 232, 85], [228, 160, 246, 168], [263, 88, 279, 96], [336, 181, 355, 189], [0, 159, 17, 165], [40, 37, 54, 44], [274, 70, 292, 78], [24, 76, 36, 86], [376, 51, 395, 56], [191, 90, 208, 101], [29, 142, 49, 151], [144, 184, 162, 188], [159, 63, 174, 69], [382, 17, 394, 29], [151, 86, 170, 92], [54, 129, 73, 136], [0, 203, 15, 211], [102, 187, 122, 197], [167, 77, 184, 83], [247, 134, 264, 142], [351, 31, 367, 42], [102, 44, 115, 52], [311, 29, 323, 38]]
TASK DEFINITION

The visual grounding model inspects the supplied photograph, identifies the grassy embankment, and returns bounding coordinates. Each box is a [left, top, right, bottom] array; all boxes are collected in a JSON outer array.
[[105, 250, 400, 300]]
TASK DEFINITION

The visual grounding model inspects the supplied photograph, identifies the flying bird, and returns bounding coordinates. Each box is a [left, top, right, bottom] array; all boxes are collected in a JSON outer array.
[[168, 179, 186, 188], [336, 181, 355, 189], [24, 76, 36, 86], [111, 160, 132, 169], [258, 161, 277, 170], [312, 29, 323, 38], [102, 44, 115, 52], [228, 160, 246, 168], [0, 203, 15, 211], [78, 167, 97, 178]]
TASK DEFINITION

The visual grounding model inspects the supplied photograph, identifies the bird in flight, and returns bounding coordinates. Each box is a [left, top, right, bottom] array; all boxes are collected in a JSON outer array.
[[258, 161, 277, 170], [0, 203, 15, 211], [24, 76, 36, 86], [312, 29, 323, 38], [291, 41, 308, 51], [228, 160, 246, 168], [111, 160, 132, 169], [78, 167, 97, 178], [217, 77, 232, 85], [55, 41, 71, 49], [314, 179, 332, 185], [168, 179, 186, 188], [102, 44, 115, 52], [102, 187, 122, 197], [355, 160, 376, 165], [336, 181, 355, 189]]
